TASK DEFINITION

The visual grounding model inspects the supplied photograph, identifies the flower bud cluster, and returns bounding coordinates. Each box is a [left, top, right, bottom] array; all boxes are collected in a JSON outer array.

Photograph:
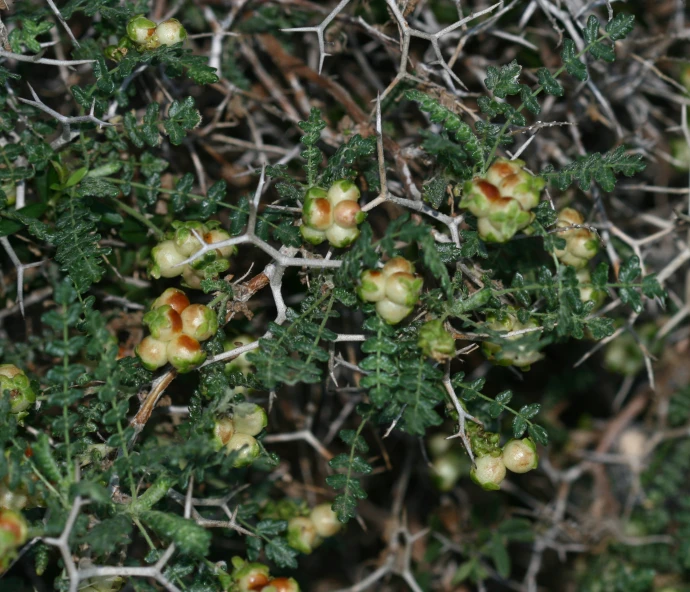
[[229, 556, 301, 592], [481, 309, 543, 369], [358, 257, 423, 324], [0, 364, 36, 416], [471, 438, 539, 490], [553, 208, 598, 269], [149, 221, 236, 288], [418, 320, 456, 361], [126, 15, 187, 51], [136, 288, 218, 373], [459, 158, 544, 243], [213, 402, 268, 468], [0, 508, 28, 574], [301, 180, 366, 248], [286, 503, 342, 555]]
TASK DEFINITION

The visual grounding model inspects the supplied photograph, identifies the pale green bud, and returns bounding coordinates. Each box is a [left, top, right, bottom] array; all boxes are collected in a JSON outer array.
[[418, 320, 455, 361], [126, 15, 157, 45], [286, 516, 321, 554], [150, 240, 186, 279], [357, 269, 386, 303], [166, 335, 206, 373], [232, 403, 267, 437], [143, 305, 183, 342], [180, 304, 218, 342], [325, 223, 359, 248], [225, 433, 260, 467], [155, 18, 187, 46], [310, 503, 341, 537], [470, 454, 506, 491], [327, 179, 360, 206], [502, 438, 539, 473], [135, 336, 168, 371], [384, 272, 423, 306], [376, 299, 413, 325]]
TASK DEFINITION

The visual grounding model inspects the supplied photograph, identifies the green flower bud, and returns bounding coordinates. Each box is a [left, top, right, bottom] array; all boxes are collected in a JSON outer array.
[[300, 225, 327, 245], [126, 14, 157, 45], [382, 256, 415, 277], [327, 179, 360, 206], [225, 433, 260, 467], [181, 265, 204, 290], [180, 304, 218, 342], [357, 269, 387, 303], [310, 503, 341, 538], [431, 451, 466, 492], [332, 200, 364, 229], [418, 320, 455, 361], [173, 221, 208, 257], [135, 336, 168, 371], [502, 438, 538, 474], [166, 335, 206, 373], [155, 18, 188, 46], [0, 365, 35, 414], [302, 196, 333, 231], [470, 454, 506, 491], [232, 402, 267, 437], [476, 198, 533, 243], [553, 208, 598, 268], [150, 240, 186, 279], [213, 418, 236, 450], [481, 311, 543, 369], [203, 228, 236, 259], [224, 334, 255, 377], [325, 223, 359, 248], [262, 577, 301, 592], [286, 516, 321, 554], [376, 299, 413, 325], [143, 305, 183, 342], [384, 272, 423, 307], [486, 158, 544, 211], [229, 556, 271, 591], [459, 178, 501, 218], [152, 287, 190, 315]]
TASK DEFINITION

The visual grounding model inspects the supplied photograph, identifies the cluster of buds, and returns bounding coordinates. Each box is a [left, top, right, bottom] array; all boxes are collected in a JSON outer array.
[[471, 438, 539, 490], [459, 158, 544, 243], [213, 402, 267, 468], [553, 208, 598, 268], [427, 433, 469, 492], [358, 257, 424, 324], [150, 221, 236, 289], [136, 288, 218, 373], [0, 509, 28, 574], [0, 364, 35, 417], [286, 503, 342, 555], [481, 309, 543, 369], [418, 320, 456, 361], [301, 180, 366, 248], [105, 16, 187, 61], [229, 556, 300, 592]]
